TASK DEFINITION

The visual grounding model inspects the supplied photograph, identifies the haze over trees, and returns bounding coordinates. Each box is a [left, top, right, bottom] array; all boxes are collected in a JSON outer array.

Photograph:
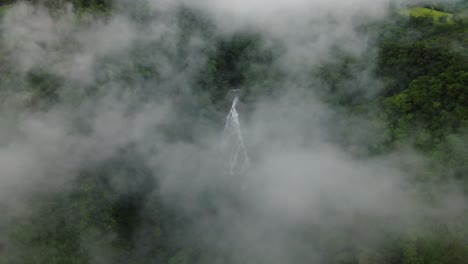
[[0, 0, 467, 264]]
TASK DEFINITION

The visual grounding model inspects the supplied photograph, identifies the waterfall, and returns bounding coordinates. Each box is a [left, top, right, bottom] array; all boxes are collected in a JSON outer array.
[[220, 96, 250, 177]]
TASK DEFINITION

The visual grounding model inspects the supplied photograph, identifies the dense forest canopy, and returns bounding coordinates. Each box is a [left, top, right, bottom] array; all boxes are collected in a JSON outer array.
[[0, 0, 467, 264]]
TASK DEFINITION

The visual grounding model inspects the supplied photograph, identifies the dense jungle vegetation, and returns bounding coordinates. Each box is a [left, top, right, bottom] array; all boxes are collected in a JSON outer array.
[[0, 0, 467, 264]]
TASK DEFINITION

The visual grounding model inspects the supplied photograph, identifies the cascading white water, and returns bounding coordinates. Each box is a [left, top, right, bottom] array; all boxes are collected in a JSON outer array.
[[221, 96, 250, 177]]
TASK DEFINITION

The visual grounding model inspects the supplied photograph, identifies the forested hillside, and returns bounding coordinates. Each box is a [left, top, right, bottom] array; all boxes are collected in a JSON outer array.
[[0, 1, 467, 264]]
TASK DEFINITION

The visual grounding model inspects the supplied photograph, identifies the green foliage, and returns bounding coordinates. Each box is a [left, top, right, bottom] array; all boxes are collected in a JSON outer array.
[[383, 72, 468, 149], [0, 3, 12, 15], [2, 149, 192, 264], [31, 0, 113, 12], [196, 32, 277, 110], [399, 7, 455, 25], [26, 71, 63, 107], [375, 8, 468, 158], [360, 222, 468, 264]]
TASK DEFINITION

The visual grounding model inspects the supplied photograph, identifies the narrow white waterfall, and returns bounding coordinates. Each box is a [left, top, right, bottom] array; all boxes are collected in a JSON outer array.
[[221, 96, 249, 177]]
